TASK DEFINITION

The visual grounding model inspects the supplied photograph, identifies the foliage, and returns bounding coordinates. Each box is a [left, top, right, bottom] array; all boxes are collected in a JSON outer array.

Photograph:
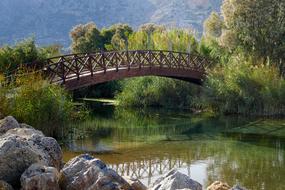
[[116, 77, 201, 109], [204, 57, 285, 116], [0, 38, 61, 76], [203, 11, 223, 38], [222, 0, 285, 61], [128, 27, 199, 53], [205, 0, 285, 71], [70, 22, 104, 53], [39, 44, 62, 58], [0, 73, 88, 137], [70, 22, 133, 52], [109, 24, 133, 50]]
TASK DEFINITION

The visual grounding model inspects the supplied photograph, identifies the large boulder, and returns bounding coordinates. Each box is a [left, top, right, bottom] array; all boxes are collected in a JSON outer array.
[[0, 180, 14, 190], [0, 116, 20, 135], [0, 127, 62, 185], [123, 176, 147, 190], [149, 169, 202, 190], [207, 181, 231, 190], [21, 164, 60, 190], [59, 154, 132, 190]]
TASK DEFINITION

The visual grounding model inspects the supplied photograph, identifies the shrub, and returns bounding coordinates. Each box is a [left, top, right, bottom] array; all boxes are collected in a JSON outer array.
[[0, 73, 87, 137], [0, 37, 61, 76], [116, 76, 201, 109], [204, 57, 285, 116]]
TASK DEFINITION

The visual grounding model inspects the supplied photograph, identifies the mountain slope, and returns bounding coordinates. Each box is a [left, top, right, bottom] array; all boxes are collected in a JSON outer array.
[[0, 0, 221, 47]]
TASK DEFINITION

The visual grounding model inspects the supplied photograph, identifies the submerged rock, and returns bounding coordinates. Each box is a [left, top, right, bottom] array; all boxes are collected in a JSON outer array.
[[0, 180, 14, 190], [0, 116, 20, 135], [0, 127, 62, 185], [123, 176, 147, 190], [21, 164, 60, 190], [150, 169, 202, 190], [59, 154, 132, 190], [207, 181, 231, 190]]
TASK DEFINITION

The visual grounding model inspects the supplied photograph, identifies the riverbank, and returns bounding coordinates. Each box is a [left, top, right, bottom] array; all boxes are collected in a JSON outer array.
[[0, 116, 248, 190]]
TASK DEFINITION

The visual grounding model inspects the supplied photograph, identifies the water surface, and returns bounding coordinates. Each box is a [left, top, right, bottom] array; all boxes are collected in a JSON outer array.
[[62, 101, 285, 190]]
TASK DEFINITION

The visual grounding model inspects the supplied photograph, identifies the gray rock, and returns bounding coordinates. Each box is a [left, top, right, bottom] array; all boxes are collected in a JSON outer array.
[[150, 169, 202, 190], [123, 176, 147, 190], [0, 180, 14, 190], [21, 164, 60, 190], [0, 116, 20, 135], [60, 154, 132, 190], [0, 128, 62, 185], [19, 123, 33, 129]]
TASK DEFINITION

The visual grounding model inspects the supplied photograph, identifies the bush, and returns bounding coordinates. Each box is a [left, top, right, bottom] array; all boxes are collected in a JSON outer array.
[[204, 57, 285, 116], [0, 37, 61, 76], [0, 73, 88, 137], [116, 77, 201, 109]]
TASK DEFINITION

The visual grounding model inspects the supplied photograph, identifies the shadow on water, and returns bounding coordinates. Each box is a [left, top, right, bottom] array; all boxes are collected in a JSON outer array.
[[62, 101, 285, 190]]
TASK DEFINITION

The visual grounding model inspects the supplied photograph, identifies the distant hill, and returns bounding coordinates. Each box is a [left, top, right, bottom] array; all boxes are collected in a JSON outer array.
[[0, 0, 221, 48]]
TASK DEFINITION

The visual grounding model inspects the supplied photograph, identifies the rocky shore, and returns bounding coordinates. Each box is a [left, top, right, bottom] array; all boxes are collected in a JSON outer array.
[[0, 116, 247, 190]]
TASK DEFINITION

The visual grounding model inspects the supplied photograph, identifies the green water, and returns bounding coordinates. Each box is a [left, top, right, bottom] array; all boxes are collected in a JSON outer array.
[[62, 102, 285, 190]]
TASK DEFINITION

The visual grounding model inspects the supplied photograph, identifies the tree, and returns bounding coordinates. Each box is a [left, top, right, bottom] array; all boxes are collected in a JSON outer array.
[[70, 23, 133, 52], [0, 37, 53, 76], [70, 22, 104, 53], [220, 0, 285, 68], [138, 23, 165, 49], [203, 12, 223, 38], [110, 24, 133, 50]]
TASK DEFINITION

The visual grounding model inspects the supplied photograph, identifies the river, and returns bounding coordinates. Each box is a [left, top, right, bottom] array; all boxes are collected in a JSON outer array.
[[62, 101, 285, 190]]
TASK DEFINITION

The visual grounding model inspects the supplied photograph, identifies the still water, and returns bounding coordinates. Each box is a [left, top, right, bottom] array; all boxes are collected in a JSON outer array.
[[62, 101, 285, 190]]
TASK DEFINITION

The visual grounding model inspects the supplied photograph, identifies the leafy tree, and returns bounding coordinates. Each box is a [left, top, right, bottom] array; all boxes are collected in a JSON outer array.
[[152, 29, 198, 53], [128, 31, 149, 50], [128, 25, 198, 53], [110, 24, 133, 50], [70, 23, 133, 52], [220, 0, 285, 68], [0, 37, 56, 76], [203, 12, 223, 38], [70, 22, 104, 53], [138, 23, 165, 49]]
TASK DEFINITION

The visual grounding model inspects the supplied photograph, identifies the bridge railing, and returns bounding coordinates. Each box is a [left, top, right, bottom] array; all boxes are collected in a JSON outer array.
[[42, 50, 211, 84]]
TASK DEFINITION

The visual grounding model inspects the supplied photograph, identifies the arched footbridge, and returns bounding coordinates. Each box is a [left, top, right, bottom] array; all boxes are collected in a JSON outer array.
[[38, 50, 211, 90]]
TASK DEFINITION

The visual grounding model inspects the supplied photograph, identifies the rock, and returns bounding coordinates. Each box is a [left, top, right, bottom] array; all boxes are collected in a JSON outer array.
[[20, 123, 33, 129], [150, 169, 202, 190], [230, 185, 247, 190], [21, 164, 60, 190], [0, 116, 20, 135], [207, 181, 231, 190], [0, 180, 14, 190], [123, 176, 147, 190], [0, 128, 62, 185], [60, 154, 132, 190]]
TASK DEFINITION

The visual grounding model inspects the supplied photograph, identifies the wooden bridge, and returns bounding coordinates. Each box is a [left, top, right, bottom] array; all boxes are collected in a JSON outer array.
[[38, 50, 211, 90]]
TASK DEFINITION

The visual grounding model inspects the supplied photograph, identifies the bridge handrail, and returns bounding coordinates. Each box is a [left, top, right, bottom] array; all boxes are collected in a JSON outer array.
[[45, 50, 197, 60], [4, 50, 212, 88]]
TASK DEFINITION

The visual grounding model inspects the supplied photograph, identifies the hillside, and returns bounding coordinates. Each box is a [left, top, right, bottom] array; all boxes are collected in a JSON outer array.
[[0, 0, 221, 47]]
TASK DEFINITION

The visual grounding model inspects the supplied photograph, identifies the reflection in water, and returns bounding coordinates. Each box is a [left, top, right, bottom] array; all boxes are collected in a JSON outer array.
[[63, 103, 285, 190]]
